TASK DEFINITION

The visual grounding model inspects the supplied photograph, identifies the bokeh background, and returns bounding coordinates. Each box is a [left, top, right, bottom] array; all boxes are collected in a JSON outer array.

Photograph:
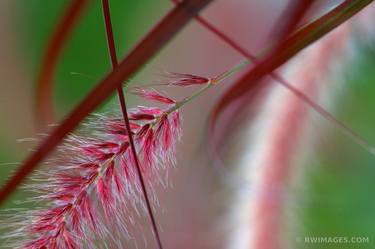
[[0, 1, 374, 248]]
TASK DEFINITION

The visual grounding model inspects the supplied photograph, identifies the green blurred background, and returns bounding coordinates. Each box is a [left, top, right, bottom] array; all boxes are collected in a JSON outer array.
[[290, 47, 375, 249], [0, 0, 168, 206], [0, 1, 374, 249]]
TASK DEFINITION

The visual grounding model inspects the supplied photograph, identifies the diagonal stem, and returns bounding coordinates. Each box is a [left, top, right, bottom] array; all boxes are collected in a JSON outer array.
[[101, 1, 164, 248], [1, 0, 368, 206], [270, 0, 315, 42], [190, 0, 374, 155], [207, 0, 375, 155], [0, 0, 212, 206], [212, 0, 374, 121]]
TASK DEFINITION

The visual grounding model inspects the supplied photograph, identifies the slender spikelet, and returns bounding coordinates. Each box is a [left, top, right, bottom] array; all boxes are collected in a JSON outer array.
[[2, 62, 244, 247], [130, 87, 175, 104], [2, 85, 184, 248], [164, 72, 210, 86]]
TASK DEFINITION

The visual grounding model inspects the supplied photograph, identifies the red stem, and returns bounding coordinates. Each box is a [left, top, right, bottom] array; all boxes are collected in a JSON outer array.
[[35, 0, 89, 126], [211, 0, 373, 126], [2, 0, 369, 207], [270, 0, 315, 41], [172, 0, 374, 154], [101, 1, 164, 248], [0, 0, 212, 206]]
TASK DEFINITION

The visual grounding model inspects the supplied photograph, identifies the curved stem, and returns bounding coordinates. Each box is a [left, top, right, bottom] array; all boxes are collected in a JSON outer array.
[[101, 1, 164, 248], [1, 0, 368, 206], [36, 0, 89, 126], [0, 0, 212, 206], [185, 0, 375, 155], [212, 0, 373, 122]]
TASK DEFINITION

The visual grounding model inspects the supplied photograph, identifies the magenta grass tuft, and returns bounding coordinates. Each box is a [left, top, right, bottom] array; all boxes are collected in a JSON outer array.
[[3, 85, 184, 248], [165, 72, 210, 86]]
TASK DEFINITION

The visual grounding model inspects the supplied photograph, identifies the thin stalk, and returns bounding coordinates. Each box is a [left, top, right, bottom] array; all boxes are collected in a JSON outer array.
[[1, 0, 369, 206], [0, 0, 212, 206], [206, 0, 375, 156], [195, 19, 375, 156], [163, 60, 248, 115], [270, 0, 315, 41], [101, 1, 164, 248], [214, 60, 249, 82], [213, 0, 374, 119], [170, 0, 375, 156]]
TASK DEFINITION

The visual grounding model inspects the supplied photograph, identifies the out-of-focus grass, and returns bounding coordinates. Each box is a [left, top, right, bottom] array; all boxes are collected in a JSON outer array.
[[16, 0, 168, 117], [293, 46, 375, 249], [0, 1, 167, 208], [1, 1, 374, 248]]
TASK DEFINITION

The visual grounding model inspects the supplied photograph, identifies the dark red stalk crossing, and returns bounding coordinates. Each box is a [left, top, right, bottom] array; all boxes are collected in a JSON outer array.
[[0, 0, 212, 206], [101, 1, 164, 248], [171, 0, 332, 129], [36, 0, 89, 126], [271, 0, 315, 41], [211, 0, 373, 126], [171, 0, 374, 154], [0, 0, 370, 207]]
